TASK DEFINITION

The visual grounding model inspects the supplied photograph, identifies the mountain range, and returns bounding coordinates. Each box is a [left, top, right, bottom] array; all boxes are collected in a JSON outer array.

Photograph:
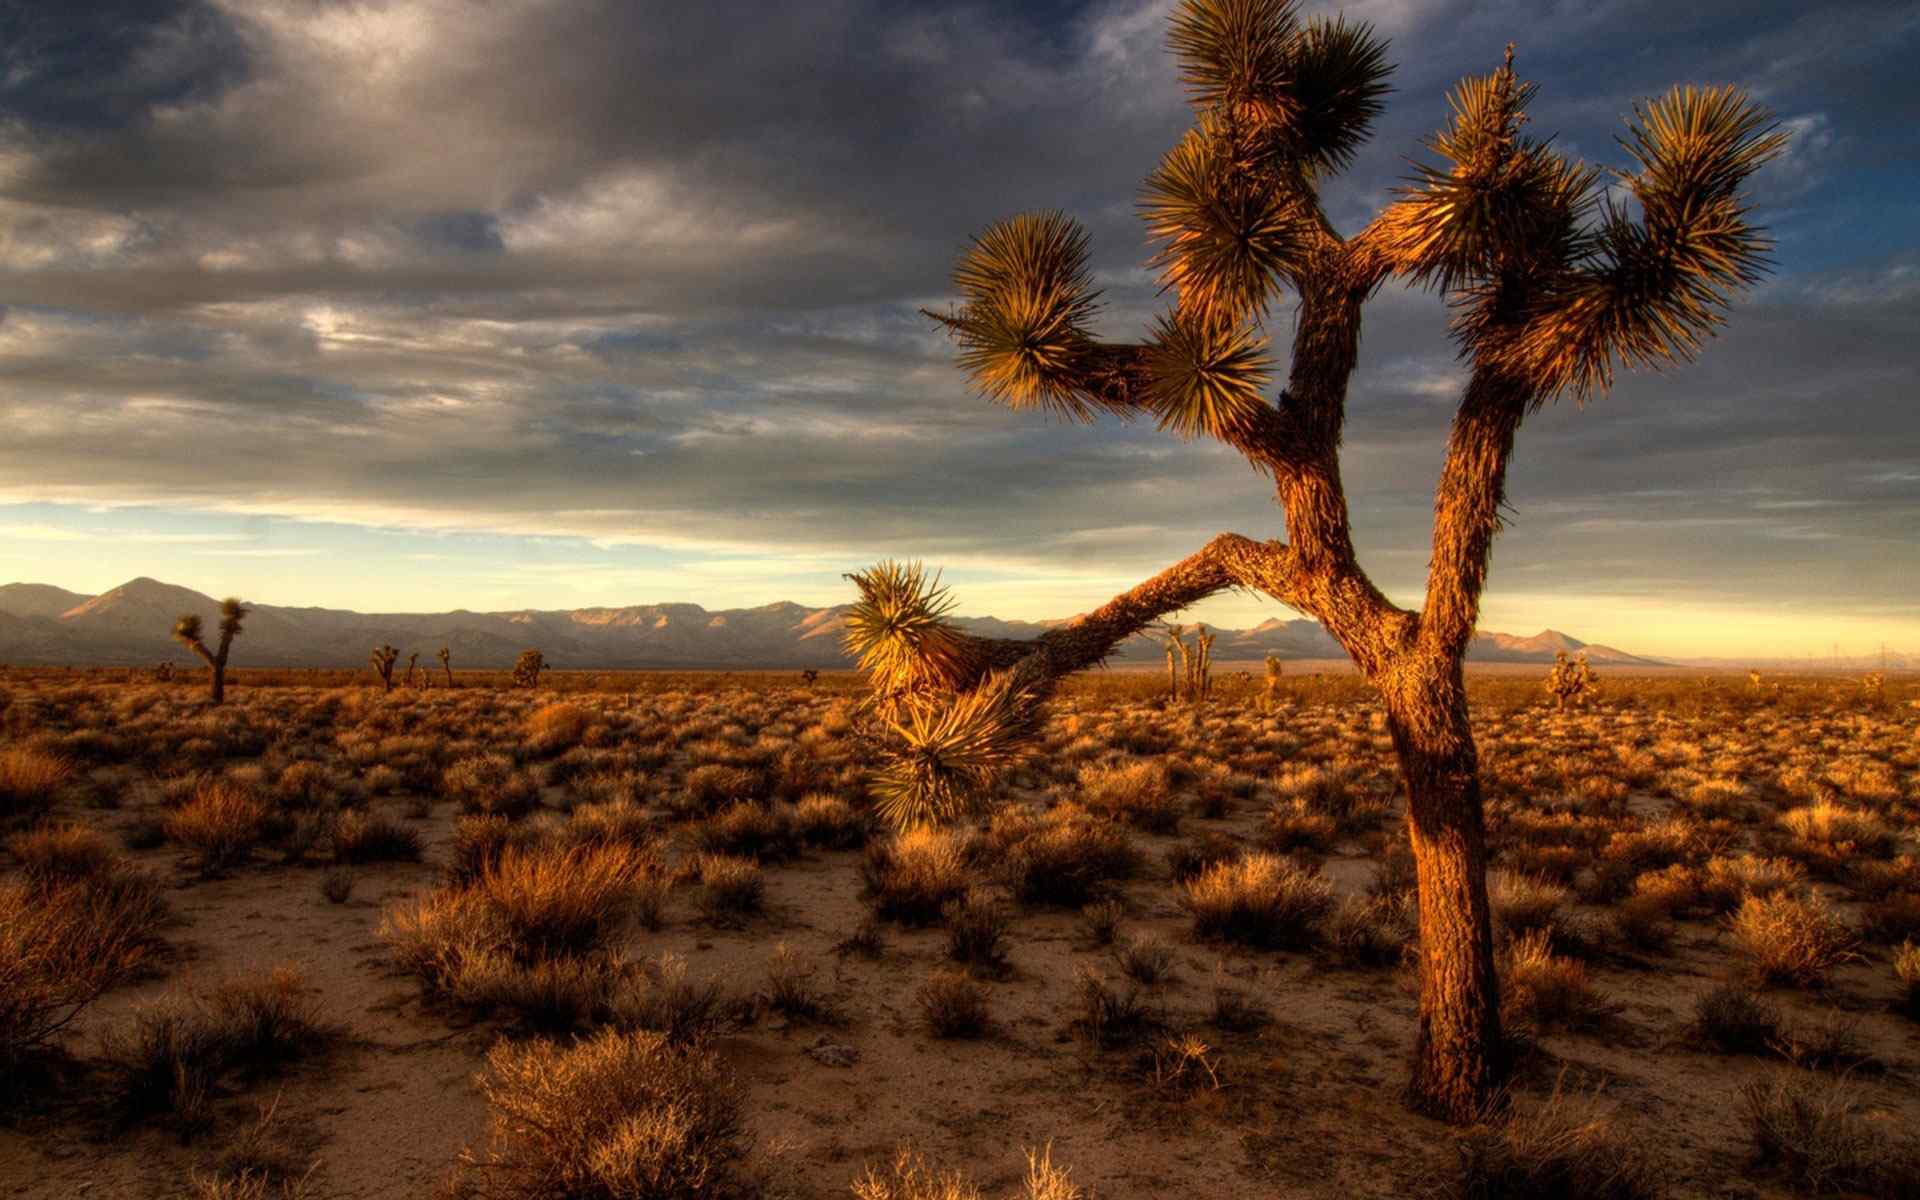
[[0, 577, 1666, 671]]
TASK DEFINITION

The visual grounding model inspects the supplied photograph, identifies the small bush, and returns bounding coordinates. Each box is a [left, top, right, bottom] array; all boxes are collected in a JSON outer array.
[[1258, 800, 1338, 856], [1074, 968, 1161, 1050], [764, 943, 835, 1023], [693, 802, 796, 862], [1078, 761, 1180, 833], [943, 890, 1010, 975], [7, 822, 119, 885], [482, 843, 656, 961], [678, 764, 765, 816], [1700, 854, 1805, 914], [1, 877, 162, 1084], [453, 1028, 747, 1200], [1322, 895, 1414, 967], [1859, 893, 1920, 946], [918, 969, 990, 1039], [1730, 893, 1859, 987], [442, 754, 541, 819], [1500, 931, 1611, 1033], [864, 827, 973, 925], [610, 954, 726, 1045], [525, 703, 591, 756], [1165, 832, 1240, 884], [696, 853, 765, 923], [1079, 898, 1124, 947], [1490, 870, 1570, 938], [0, 747, 72, 823], [1183, 852, 1333, 949], [1894, 942, 1920, 1021], [1780, 801, 1896, 858], [1742, 1073, 1920, 1198], [1691, 982, 1784, 1056], [1449, 1088, 1659, 1200], [997, 807, 1139, 908], [1115, 934, 1176, 985], [165, 779, 268, 872], [331, 809, 423, 864], [793, 793, 867, 849]]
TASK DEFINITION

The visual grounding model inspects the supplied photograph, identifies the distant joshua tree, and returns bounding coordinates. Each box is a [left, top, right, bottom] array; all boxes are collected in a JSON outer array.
[[512, 650, 547, 689], [1263, 652, 1283, 710], [801, 668, 820, 686], [846, 0, 1782, 1121], [1193, 624, 1216, 700], [438, 646, 453, 688], [403, 652, 420, 689], [154, 661, 175, 683], [1546, 651, 1597, 709], [371, 644, 400, 693], [172, 598, 249, 705]]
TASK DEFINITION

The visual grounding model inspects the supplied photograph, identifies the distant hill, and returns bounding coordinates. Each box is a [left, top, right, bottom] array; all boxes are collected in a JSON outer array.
[[0, 575, 1667, 670]]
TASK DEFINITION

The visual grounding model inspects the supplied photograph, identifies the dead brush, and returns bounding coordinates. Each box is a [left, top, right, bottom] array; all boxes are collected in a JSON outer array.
[[7, 822, 120, 885], [692, 801, 797, 861], [1446, 1083, 1660, 1200], [792, 793, 868, 850], [943, 890, 1011, 975], [1115, 933, 1176, 985], [863, 826, 973, 925], [1499, 931, 1614, 1034], [450, 1028, 747, 1200], [1074, 967, 1163, 1050], [165, 777, 269, 873], [677, 763, 767, 817], [481, 843, 657, 960], [329, 809, 422, 864], [610, 953, 727, 1045], [695, 853, 765, 923], [0, 746, 72, 825], [525, 703, 590, 757], [763, 943, 837, 1023], [1143, 1032, 1223, 1095], [852, 1144, 1084, 1200], [1077, 761, 1181, 833], [1490, 870, 1571, 939], [1321, 894, 1415, 967], [441, 754, 541, 819], [1183, 852, 1334, 950], [1690, 981, 1786, 1056], [1741, 1073, 1920, 1198], [918, 969, 991, 1039], [1729, 892, 1860, 988], [995, 805, 1140, 908]]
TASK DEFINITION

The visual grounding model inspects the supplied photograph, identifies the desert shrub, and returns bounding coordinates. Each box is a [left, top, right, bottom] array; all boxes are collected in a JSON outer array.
[[1895, 943, 1920, 1021], [1448, 1088, 1659, 1200], [1078, 762, 1180, 833], [1079, 898, 1125, 947], [448, 814, 558, 886], [0, 877, 162, 1085], [1779, 801, 1896, 859], [695, 853, 765, 923], [1742, 1073, 1920, 1198], [1322, 895, 1414, 967], [1691, 982, 1785, 1056], [864, 827, 973, 925], [526, 703, 591, 757], [452, 1028, 747, 1200], [165, 778, 269, 872], [1859, 894, 1920, 946], [482, 843, 657, 960], [764, 943, 835, 1022], [1700, 854, 1806, 914], [1852, 856, 1920, 903], [1490, 870, 1571, 938], [1259, 800, 1339, 855], [1500, 931, 1610, 1033], [792, 793, 867, 849], [443, 754, 541, 819], [273, 761, 339, 810], [103, 967, 330, 1129], [610, 954, 726, 1045], [7, 822, 119, 885], [331, 809, 423, 864], [566, 800, 658, 852], [1208, 970, 1269, 1032], [852, 1150, 981, 1200], [1073, 968, 1161, 1049], [995, 806, 1139, 908], [1730, 893, 1859, 987], [1183, 852, 1333, 949], [918, 969, 990, 1039], [943, 890, 1010, 975], [693, 802, 796, 862], [1115, 934, 1176, 985], [1165, 831, 1240, 884], [0, 746, 72, 824], [677, 764, 766, 817]]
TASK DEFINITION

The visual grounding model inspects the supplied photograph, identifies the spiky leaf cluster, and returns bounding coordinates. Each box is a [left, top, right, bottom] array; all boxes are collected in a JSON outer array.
[[842, 561, 973, 711], [172, 614, 203, 646], [1168, 0, 1392, 177], [949, 212, 1103, 420], [1142, 121, 1311, 322], [217, 598, 249, 639], [1144, 312, 1273, 440], [871, 672, 1035, 829]]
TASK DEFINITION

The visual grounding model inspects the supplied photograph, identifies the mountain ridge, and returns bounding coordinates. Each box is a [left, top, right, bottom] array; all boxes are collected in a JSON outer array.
[[0, 575, 1668, 670]]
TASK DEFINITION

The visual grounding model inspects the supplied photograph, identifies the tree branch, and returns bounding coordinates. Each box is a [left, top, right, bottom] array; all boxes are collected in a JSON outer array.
[[1418, 368, 1530, 658]]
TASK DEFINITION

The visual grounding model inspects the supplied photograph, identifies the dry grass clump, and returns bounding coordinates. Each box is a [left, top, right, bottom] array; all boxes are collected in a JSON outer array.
[[1742, 1073, 1920, 1198], [165, 777, 270, 872], [1490, 870, 1571, 938], [1073, 968, 1163, 1050], [1500, 931, 1611, 1033], [918, 969, 991, 1038], [1895, 943, 1920, 1021], [1259, 800, 1339, 855], [762, 942, 835, 1023], [695, 853, 765, 923], [1321, 895, 1415, 967], [0, 746, 73, 823], [863, 827, 973, 925], [566, 800, 658, 852], [7, 821, 120, 885], [102, 967, 330, 1131], [525, 703, 591, 757], [449, 1028, 747, 1200], [793, 793, 867, 849], [449, 814, 553, 885], [994, 806, 1139, 907], [693, 802, 797, 862], [1859, 893, 1920, 946], [330, 809, 423, 864], [1700, 853, 1806, 914], [1115, 933, 1176, 985], [1, 874, 164, 1086], [1691, 982, 1785, 1056], [678, 764, 766, 817], [442, 754, 542, 819], [1078, 761, 1180, 833], [943, 890, 1011, 975], [1183, 852, 1333, 949], [1165, 831, 1240, 884], [1729, 893, 1860, 987], [852, 1145, 1083, 1200], [481, 843, 658, 959], [1779, 800, 1897, 859], [1448, 1087, 1660, 1200]]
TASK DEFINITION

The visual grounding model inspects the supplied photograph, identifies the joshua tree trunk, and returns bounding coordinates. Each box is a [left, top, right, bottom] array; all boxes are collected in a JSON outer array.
[[1383, 659, 1501, 1120], [201, 651, 226, 705]]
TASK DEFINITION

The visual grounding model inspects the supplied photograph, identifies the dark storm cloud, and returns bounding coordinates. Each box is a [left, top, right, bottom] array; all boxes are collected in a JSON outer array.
[[0, 0, 1915, 628]]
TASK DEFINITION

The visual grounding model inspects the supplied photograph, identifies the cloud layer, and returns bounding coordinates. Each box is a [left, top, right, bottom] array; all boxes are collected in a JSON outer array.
[[2, 0, 1915, 654]]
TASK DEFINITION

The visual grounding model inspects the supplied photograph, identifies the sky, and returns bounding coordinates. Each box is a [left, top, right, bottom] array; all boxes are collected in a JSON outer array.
[[0, 0, 1916, 660]]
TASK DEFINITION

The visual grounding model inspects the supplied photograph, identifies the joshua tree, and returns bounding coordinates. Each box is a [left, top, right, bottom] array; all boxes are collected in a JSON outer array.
[[438, 646, 454, 688], [511, 649, 547, 689], [371, 644, 400, 693], [1545, 650, 1597, 710], [801, 668, 820, 686], [1263, 652, 1283, 710], [403, 652, 420, 689], [172, 598, 249, 705], [1193, 624, 1216, 700], [1162, 623, 1190, 701], [846, 0, 1781, 1121]]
